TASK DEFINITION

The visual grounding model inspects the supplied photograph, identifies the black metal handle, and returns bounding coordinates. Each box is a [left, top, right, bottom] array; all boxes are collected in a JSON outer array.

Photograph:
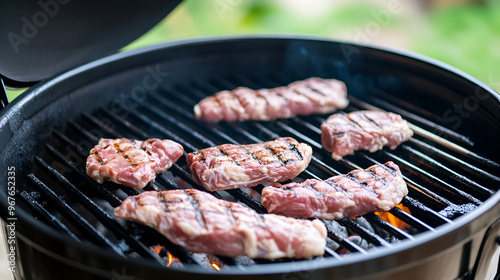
[[0, 78, 9, 110]]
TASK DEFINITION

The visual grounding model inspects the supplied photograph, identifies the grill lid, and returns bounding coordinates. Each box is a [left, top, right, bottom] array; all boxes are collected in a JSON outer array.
[[0, 0, 182, 88]]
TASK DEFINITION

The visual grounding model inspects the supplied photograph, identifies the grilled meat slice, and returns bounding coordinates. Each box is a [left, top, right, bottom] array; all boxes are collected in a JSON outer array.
[[86, 138, 183, 189], [186, 137, 312, 191], [261, 161, 408, 220], [115, 189, 327, 259], [321, 110, 413, 160], [194, 77, 348, 122]]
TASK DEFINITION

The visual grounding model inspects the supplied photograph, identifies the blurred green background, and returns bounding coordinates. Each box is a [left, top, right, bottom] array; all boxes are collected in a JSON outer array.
[[5, 0, 500, 101]]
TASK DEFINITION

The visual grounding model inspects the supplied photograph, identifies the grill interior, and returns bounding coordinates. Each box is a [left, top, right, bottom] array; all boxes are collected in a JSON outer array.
[[17, 73, 500, 271], [6, 38, 500, 276]]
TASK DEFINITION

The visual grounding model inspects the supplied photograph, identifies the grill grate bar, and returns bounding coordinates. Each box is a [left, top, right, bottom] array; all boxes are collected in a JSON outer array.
[[17, 190, 81, 241], [407, 138, 500, 184], [26, 173, 126, 257], [324, 247, 342, 260], [34, 156, 167, 264], [191, 77, 451, 238], [27, 70, 498, 270], [118, 103, 199, 152], [351, 152, 452, 228], [139, 100, 216, 148], [380, 150, 482, 205], [251, 111, 452, 228], [322, 221, 368, 255], [399, 145, 494, 197], [388, 202, 437, 232], [53, 128, 140, 197], [162, 82, 398, 252], [149, 89, 240, 145], [402, 196, 452, 226], [76, 110, 225, 200], [357, 152, 448, 208], [45, 144, 123, 207], [50, 130, 206, 267], [348, 95, 499, 168], [336, 218, 393, 248], [363, 213, 415, 240], [361, 94, 475, 147]]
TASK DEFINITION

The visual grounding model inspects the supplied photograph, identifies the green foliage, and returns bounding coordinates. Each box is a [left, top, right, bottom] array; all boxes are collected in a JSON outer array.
[[6, 0, 499, 102], [413, 0, 500, 90]]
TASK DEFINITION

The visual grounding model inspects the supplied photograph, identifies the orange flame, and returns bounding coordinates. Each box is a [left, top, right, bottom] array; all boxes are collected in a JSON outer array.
[[167, 253, 176, 267], [152, 245, 163, 254], [211, 263, 221, 271], [208, 255, 222, 271], [375, 204, 411, 230]]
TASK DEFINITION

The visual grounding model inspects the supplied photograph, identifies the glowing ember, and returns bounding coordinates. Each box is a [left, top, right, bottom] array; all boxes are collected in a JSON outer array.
[[166, 252, 179, 267], [208, 255, 223, 271], [211, 263, 221, 271], [375, 204, 411, 230], [152, 245, 163, 254]]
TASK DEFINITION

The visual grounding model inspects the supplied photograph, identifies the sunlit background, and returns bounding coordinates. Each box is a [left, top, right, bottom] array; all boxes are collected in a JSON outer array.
[[1, 0, 499, 279], [5, 0, 500, 101]]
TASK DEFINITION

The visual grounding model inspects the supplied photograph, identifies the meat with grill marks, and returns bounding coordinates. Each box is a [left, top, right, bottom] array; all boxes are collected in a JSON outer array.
[[194, 77, 349, 122], [261, 161, 408, 220], [114, 189, 327, 259], [321, 110, 413, 160], [186, 137, 312, 191], [86, 138, 183, 189]]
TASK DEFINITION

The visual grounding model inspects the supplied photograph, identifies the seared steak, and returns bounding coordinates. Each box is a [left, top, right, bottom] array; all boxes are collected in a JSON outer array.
[[86, 138, 183, 189], [114, 189, 327, 259], [261, 161, 408, 220], [186, 137, 312, 191], [321, 110, 413, 160], [194, 77, 348, 122]]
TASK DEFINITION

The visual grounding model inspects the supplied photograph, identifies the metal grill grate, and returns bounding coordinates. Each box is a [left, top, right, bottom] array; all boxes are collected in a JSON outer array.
[[16, 73, 500, 270]]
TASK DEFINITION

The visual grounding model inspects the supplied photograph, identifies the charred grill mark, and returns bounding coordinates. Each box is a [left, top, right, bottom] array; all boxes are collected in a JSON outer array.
[[112, 142, 142, 168], [345, 171, 379, 197], [325, 179, 349, 194], [196, 150, 207, 162], [141, 147, 152, 156], [291, 88, 315, 104], [285, 138, 303, 161], [184, 190, 207, 229], [366, 169, 387, 185], [305, 181, 324, 197], [306, 84, 326, 96], [279, 185, 297, 196], [93, 153, 106, 165], [275, 90, 289, 103], [344, 114, 363, 128], [255, 90, 270, 105], [265, 145, 286, 166], [254, 209, 268, 228], [242, 146, 263, 165], [225, 202, 237, 225], [213, 92, 223, 108], [229, 90, 247, 117], [131, 196, 140, 207], [361, 113, 382, 129], [156, 192, 170, 212], [218, 147, 241, 166], [382, 163, 398, 176]]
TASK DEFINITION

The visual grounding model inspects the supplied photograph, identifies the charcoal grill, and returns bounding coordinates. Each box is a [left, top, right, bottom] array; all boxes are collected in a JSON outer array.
[[1, 2, 500, 280]]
